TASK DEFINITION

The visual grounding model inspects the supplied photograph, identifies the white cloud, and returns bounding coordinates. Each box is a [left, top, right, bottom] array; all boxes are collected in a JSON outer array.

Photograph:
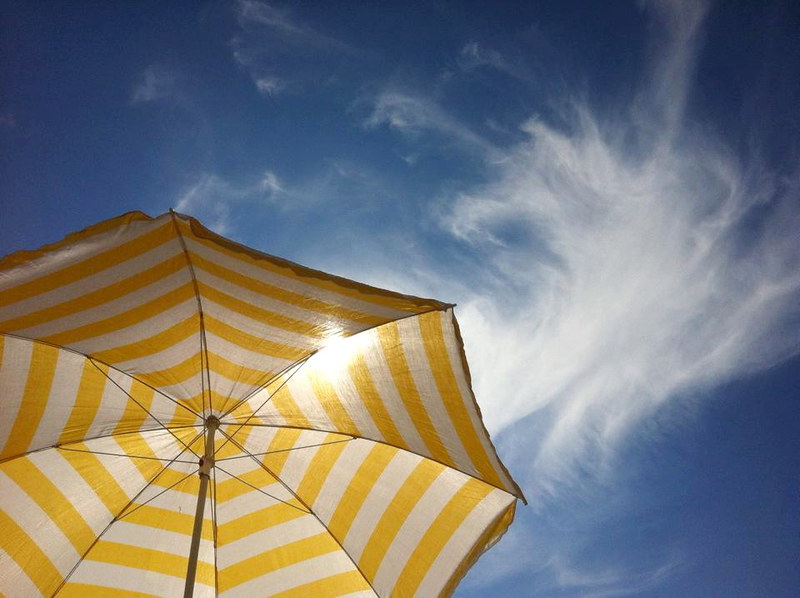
[[131, 65, 178, 104], [174, 169, 285, 234], [458, 41, 532, 83], [439, 0, 800, 508], [232, 0, 356, 96], [255, 76, 285, 97], [364, 90, 497, 158]]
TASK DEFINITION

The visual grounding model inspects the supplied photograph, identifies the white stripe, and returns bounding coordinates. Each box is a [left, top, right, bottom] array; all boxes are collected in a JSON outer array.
[[66, 559, 214, 596], [67, 298, 198, 356], [221, 550, 360, 597], [0, 215, 173, 297], [399, 315, 474, 470], [204, 296, 320, 352], [0, 336, 33, 453], [372, 467, 461, 595], [309, 439, 371, 524], [0, 548, 41, 597], [31, 449, 114, 531], [12, 269, 190, 339], [185, 237, 410, 321], [360, 329, 428, 452], [218, 512, 323, 566], [417, 488, 515, 597], [0, 471, 79, 575], [442, 309, 517, 490], [344, 450, 422, 561], [29, 349, 88, 452]]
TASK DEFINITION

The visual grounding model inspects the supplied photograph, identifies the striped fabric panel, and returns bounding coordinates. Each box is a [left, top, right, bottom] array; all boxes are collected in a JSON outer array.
[[234, 309, 521, 497], [208, 435, 516, 596], [174, 217, 444, 409], [62, 476, 215, 598], [0, 428, 193, 596], [0, 213, 205, 402], [0, 335, 198, 461], [213, 455, 376, 597]]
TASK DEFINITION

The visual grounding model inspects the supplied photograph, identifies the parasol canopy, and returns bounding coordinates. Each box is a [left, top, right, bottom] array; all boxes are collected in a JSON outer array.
[[0, 211, 524, 597]]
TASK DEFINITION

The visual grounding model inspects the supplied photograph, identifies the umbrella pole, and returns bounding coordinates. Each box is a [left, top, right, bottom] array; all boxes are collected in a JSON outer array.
[[184, 416, 219, 598]]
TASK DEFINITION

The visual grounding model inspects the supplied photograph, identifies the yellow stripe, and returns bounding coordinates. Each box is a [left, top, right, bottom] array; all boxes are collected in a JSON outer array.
[[218, 532, 340, 592], [87, 540, 214, 585], [57, 360, 109, 446], [192, 252, 388, 328], [358, 458, 444, 579], [2, 457, 97, 553], [441, 501, 516, 597], [261, 386, 312, 430], [198, 281, 326, 338], [59, 583, 159, 598], [90, 314, 198, 365], [122, 504, 212, 540], [204, 315, 307, 361], [271, 570, 372, 598], [261, 427, 303, 475], [0, 220, 174, 309], [187, 220, 443, 316], [113, 378, 156, 435], [308, 370, 360, 435], [294, 437, 349, 506], [217, 502, 308, 546], [143, 352, 202, 386], [419, 312, 505, 488], [378, 323, 451, 464], [214, 467, 287, 504], [0, 255, 186, 332], [3, 342, 59, 457], [393, 478, 494, 596], [327, 444, 398, 542], [41, 282, 195, 346], [112, 432, 165, 480], [0, 509, 62, 595], [348, 352, 407, 448], [59, 447, 131, 514]]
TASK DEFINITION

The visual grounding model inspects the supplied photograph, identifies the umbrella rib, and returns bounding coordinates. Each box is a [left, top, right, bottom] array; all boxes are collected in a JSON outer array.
[[0, 424, 202, 466], [213, 355, 311, 456], [218, 354, 311, 421], [57, 446, 197, 463], [170, 209, 212, 419], [216, 430, 380, 596], [214, 436, 355, 461], [51, 431, 204, 596], [115, 468, 198, 522], [90, 358, 203, 459], [0, 330, 202, 420], [214, 464, 310, 514]]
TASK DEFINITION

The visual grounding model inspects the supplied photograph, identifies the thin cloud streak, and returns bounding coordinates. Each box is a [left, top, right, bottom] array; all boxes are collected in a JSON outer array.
[[174, 170, 285, 234], [441, 0, 800, 500], [364, 90, 499, 159]]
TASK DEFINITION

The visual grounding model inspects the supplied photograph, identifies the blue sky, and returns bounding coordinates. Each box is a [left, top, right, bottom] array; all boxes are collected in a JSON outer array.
[[2, 1, 799, 596]]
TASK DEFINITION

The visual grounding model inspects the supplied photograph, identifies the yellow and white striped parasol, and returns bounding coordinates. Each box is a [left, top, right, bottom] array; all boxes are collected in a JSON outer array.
[[0, 211, 524, 597]]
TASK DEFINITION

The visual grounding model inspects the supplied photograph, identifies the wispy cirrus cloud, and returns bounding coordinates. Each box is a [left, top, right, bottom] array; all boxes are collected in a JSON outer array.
[[174, 169, 285, 234], [458, 41, 534, 83], [131, 64, 179, 104], [443, 0, 800, 495], [232, 0, 357, 97], [363, 90, 498, 159]]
